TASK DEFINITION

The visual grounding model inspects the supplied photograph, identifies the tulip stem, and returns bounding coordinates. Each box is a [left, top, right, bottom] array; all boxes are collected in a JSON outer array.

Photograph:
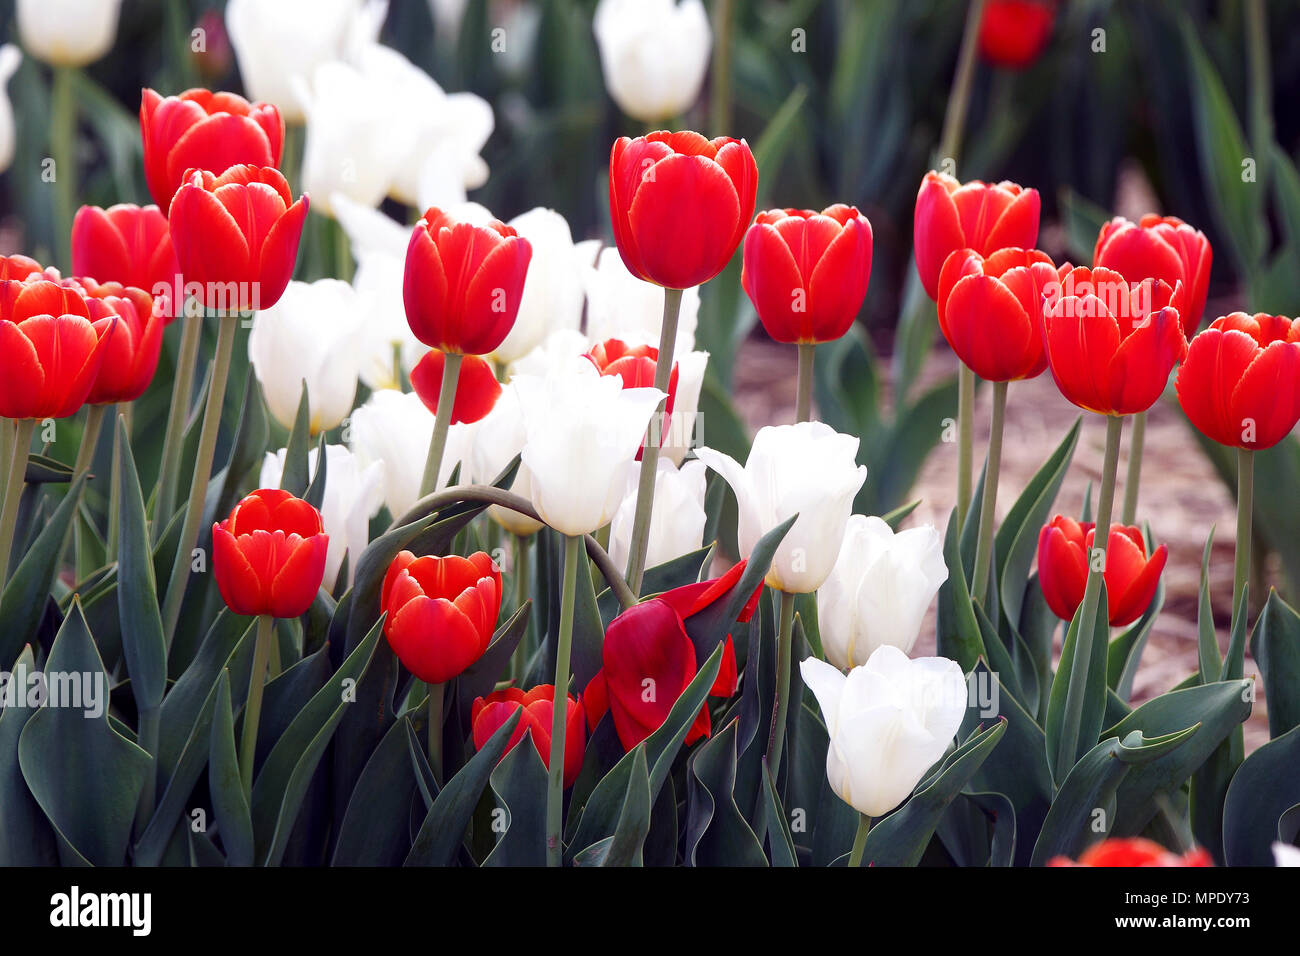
[[710, 0, 735, 135], [547, 533, 581, 867], [239, 614, 275, 799], [51, 66, 78, 268], [970, 380, 1007, 605], [848, 813, 872, 867], [106, 405, 129, 559], [73, 404, 106, 479], [766, 589, 798, 777], [1232, 448, 1254, 631], [1120, 410, 1145, 526], [154, 314, 203, 540], [956, 365, 975, 525], [0, 418, 35, 586], [625, 287, 684, 598], [418, 352, 463, 499], [0, 420, 11, 517], [161, 313, 238, 648], [427, 680, 445, 785], [937, 0, 986, 168], [795, 343, 815, 423], [1055, 413, 1123, 778]]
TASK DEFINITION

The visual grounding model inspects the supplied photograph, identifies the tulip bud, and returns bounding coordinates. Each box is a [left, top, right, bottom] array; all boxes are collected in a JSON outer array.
[[472, 686, 585, 788], [212, 489, 329, 618], [1036, 515, 1167, 627], [593, 0, 712, 123], [71, 204, 181, 323]]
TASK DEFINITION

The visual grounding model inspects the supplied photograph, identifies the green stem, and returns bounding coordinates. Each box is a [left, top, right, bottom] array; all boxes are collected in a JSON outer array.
[[936, 0, 987, 167], [51, 66, 78, 268], [709, 0, 734, 134], [418, 352, 463, 498], [161, 314, 238, 647], [1120, 409, 1145, 526], [624, 287, 684, 597], [134, 706, 160, 836], [0, 420, 12, 517], [1245, 0, 1272, 198], [511, 534, 530, 683], [0, 418, 35, 585], [334, 216, 353, 282], [427, 680, 445, 784], [970, 380, 1007, 604], [766, 590, 797, 775], [106, 404, 129, 559], [795, 343, 815, 423], [154, 314, 203, 539], [957, 365, 975, 525], [73, 404, 106, 479], [848, 813, 872, 867], [238, 614, 274, 799], [547, 533, 581, 867], [1232, 448, 1254, 630]]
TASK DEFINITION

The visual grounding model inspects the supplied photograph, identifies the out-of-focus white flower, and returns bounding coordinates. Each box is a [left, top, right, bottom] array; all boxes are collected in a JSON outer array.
[[260, 444, 384, 589], [489, 208, 586, 364], [609, 458, 706, 574], [817, 515, 947, 670], [428, 0, 468, 41], [696, 422, 866, 593], [662, 348, 708, 465], [585, 247, 699, 356], [0, 46, 20, 174], [801, 647, 967, 818], [248, 279, 367, 434], [1274, 842, 1300, 867], [593, 0, 711, 123], [17, 0, 121, 67], [469, 381, 542, 537]]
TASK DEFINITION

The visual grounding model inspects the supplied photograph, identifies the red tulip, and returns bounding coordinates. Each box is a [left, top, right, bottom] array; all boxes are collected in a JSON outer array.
[[168, 165, 307, 313], [741, 204, 873, 344], [472, 685, 585, 788], [1094, 215, 1212, 334], [978, 0, 1056, 69], [1048, 837, 1213, 867], [609, 130, 758, 290], [402, 207, 532, 355], [1176, 312, 1300, 451], [1037, 515, 1167, 627], [410, 351, 502, 424], [0, 254, 45, 282], [913, 171, 1040, 300], [380, 549, 501, 684], [75, 279, 162, 405], [140, 87, 284, 209], [936, 247, 1057, 381], [212, 489, 328, 618], [1041, 265, 1186, 415], [0, 278, 116, 420], [584, 337, 678, 452], [71, 204, 180, 322]]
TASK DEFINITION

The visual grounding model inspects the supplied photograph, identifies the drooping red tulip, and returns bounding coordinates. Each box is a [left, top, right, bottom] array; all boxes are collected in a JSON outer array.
[[472, 685, 585, 788], [1094, 214, 1212, 335], [212, 489, 329, 618], [410, 351, 502, 425], [71, 204, 181, 321], [1036, 515, 1167, 627]]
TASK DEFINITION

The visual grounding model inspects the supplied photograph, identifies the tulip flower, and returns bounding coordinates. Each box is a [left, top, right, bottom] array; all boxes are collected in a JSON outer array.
[[410, 351, 502, 425], [584, 247, 700, 360], [1048, 838, 1213, 867], [801, 647, 966, 831], [139, 88, 284, 209], [472, 686, 585, 788], [978, 0, 1056, 69], [585, 337, 679, 448], [1094, 214, 1212, 335], [489, 208, 587, 364], [608, 458, 707, 575], [0, 45, 20, 174], [817, 515, 947, 670], [16, 0, 121, 67], [71, 204, 180, 321], [79, 280, 161, 406], [247, 279, 367, 434], [1037, 516, 1167, 628], [468, 381, 543, 537], [592, 0, 712, 123]]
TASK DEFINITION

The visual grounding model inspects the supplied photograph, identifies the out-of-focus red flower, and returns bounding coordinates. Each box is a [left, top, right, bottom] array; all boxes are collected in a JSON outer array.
[[741, 204, 873, 345], [140, 87, 283, 209], [71, 204, 180, 322], [410, 351, 502, 424], [74, 279, 162, 405], [609, 130, 758, 290], [380, 549, 501, 684], [1048, 837, 1214, 867], [1176, 312, 1300, 451], [168, 165, 307, 313], [1037, 515, 1167, 627], [191, 11, 234, 82], [472, 685, 585, 788], [978, 0, 1056, 69], [936, 246, 1057, 381], [1094, 215, 1212, 335], [913, 171, 1040, 300], [212, 489, 328, 618], [403, 207, 532, 355]]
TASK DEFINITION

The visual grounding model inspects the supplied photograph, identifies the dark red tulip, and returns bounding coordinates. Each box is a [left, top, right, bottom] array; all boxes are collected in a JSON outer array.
[[212, 489, 328, 618], [978, 0, 1056, 69], [1094, 215, 1212, 335], [71, 204, 180, 322], [472, 685, 585, 788], [1037, 515, 1167, 627], [410, 351, 502, 424]]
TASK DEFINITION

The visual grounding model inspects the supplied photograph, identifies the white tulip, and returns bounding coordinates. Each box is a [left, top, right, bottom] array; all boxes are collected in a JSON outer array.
[[489, 208, 586, 364], [592, 0, 711, 123], [260, 444, 384, 589], [695, 423, 866, 593], [515, 358, 665, 536], [818, 515, 948, 670], [801, 647, 967, 819], [585, 247, 699, 357], [248, 280, 367, 434], [0, 45, 19, 174], [609, 458, 706, 574], [17, 0, 121, 67], [508, 327, 591, 380], [1274, 842, 1300, 867], [662, 348, 708, 465], [469, 381, 542, 537]]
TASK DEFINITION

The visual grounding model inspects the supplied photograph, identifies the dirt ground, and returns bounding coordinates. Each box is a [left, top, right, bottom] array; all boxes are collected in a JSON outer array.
[[732, 336, 1270, 753]]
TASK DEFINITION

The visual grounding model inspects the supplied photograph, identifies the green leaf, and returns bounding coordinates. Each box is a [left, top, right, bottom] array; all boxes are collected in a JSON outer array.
[[280, 381, 312, 496], [599, 746, 653, 867], [214, 372, 270, 520], [0, 645, 58, 864], [684, 720, 767, 867], [1044, 579, 1111, 783], [115, 417, 167, 715], [936, 506, 986, 673], [208, 670, 254, 867], [483, 736, 549, 867], [1196, 529, 1219, 683], [1107, 571, 1164, 702], [332, 714, 423, 866], [303, 433, 328, 510], [761, 759, 798, 867], [25, 454, 74, 484], [1223, 723, 1300, 866], [881, 499, 921, 530], [1250, 589, 1300, 738]]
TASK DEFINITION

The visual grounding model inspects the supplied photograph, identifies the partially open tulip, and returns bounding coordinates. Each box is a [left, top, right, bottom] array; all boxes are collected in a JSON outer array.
[[593, 0, 712, 123], [818, 515, 948, 670], [609, 130, 757, 290], [472, 686, 585, 788], [1048, 838, 1213, 867], [913, 171, 1040, 300], [212, 489, 329, 618], [77, 280, 161, 405], [1037, 515, 1167, 627], [696, 422, 866, 593], [140, 88, 284, 210], [17, 0, 121, 67], [742, 205, 873, 345], [1176, 313, 1300, 451], [978, 0, 1055, 69], [1041, 266, 1186, 415], [380, 549, 501, 684], [403, 207, 533, 355], [168, 165, 308, 313], [410, 351, 502, 425], [1094, 215, 1212, 334], [608, 458, 706, 574], [801, 647, 966, 818], [71, 204, 180, 321]]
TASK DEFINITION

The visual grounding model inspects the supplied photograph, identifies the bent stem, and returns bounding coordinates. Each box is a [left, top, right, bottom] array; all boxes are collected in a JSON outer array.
[[956, 365, 975, 524], [1232, 448, 1254, 630], [970, 380, 1007, 604], [155, 314, 203, 537], [0, 418, 35, 585], [418, 351, 463, 498], [238, 614, 274, 799], [796, 343, 816, 423], [1120, 409, 1146, 525], [547, 533, 581, 867], [427, 680, 445, 784], [161, 313, 238, 647], [848, 813, 873, 867], [766, 589, 797, 775], [625, 287, 684, 597]]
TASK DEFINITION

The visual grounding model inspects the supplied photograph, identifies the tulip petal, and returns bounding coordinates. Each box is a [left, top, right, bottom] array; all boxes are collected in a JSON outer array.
[[1230, 339, 1300, 449]]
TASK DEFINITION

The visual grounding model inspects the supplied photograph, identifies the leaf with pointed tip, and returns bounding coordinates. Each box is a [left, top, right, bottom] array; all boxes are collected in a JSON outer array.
[[1250, 590, 1300, 738], [280, 382, 312, 496], [0, 645, 58, 864], [208, 670, 254, 866], [115, 417, 167, 715]]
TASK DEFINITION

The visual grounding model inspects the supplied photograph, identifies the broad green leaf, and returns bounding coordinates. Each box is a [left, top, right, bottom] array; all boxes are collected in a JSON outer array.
[[1250, 589, 1300, 737], [0, 645, 58, 864], [280, 382, 312, 496], [208, 670, 254, 866], [483, 736, 549, 867], [1223, 723, 1300, 866], [684, 720, 766, 867], [115, 417, 167, 715], [1044, 579, 1111, 784]]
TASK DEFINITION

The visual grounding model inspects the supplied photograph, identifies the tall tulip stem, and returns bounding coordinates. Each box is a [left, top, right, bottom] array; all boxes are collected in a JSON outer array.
[[106, 405, 129, 558], [970, 381, 1007, 604], [418, 352, 463, 498], [155, 314, 204, 537], [1120, 410, 1146, 525], [0, 418, 35, 586], [796, 343, 816, 423], [426, 680, 445, 784], [766, 589, 797, 776], [937, 0, 986, 167], [51, 66, 78, 268], [161, 313, 239, 647], [848, 813, 873, 867], [1232, 448, 1254, 630], [547, 533, 581, 867], [238, 614, 275, 799], [957, 365, 975, 524], [73, 404, 106, 479], [624, 287, 684, 597], [710, 0, 735, 135]]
